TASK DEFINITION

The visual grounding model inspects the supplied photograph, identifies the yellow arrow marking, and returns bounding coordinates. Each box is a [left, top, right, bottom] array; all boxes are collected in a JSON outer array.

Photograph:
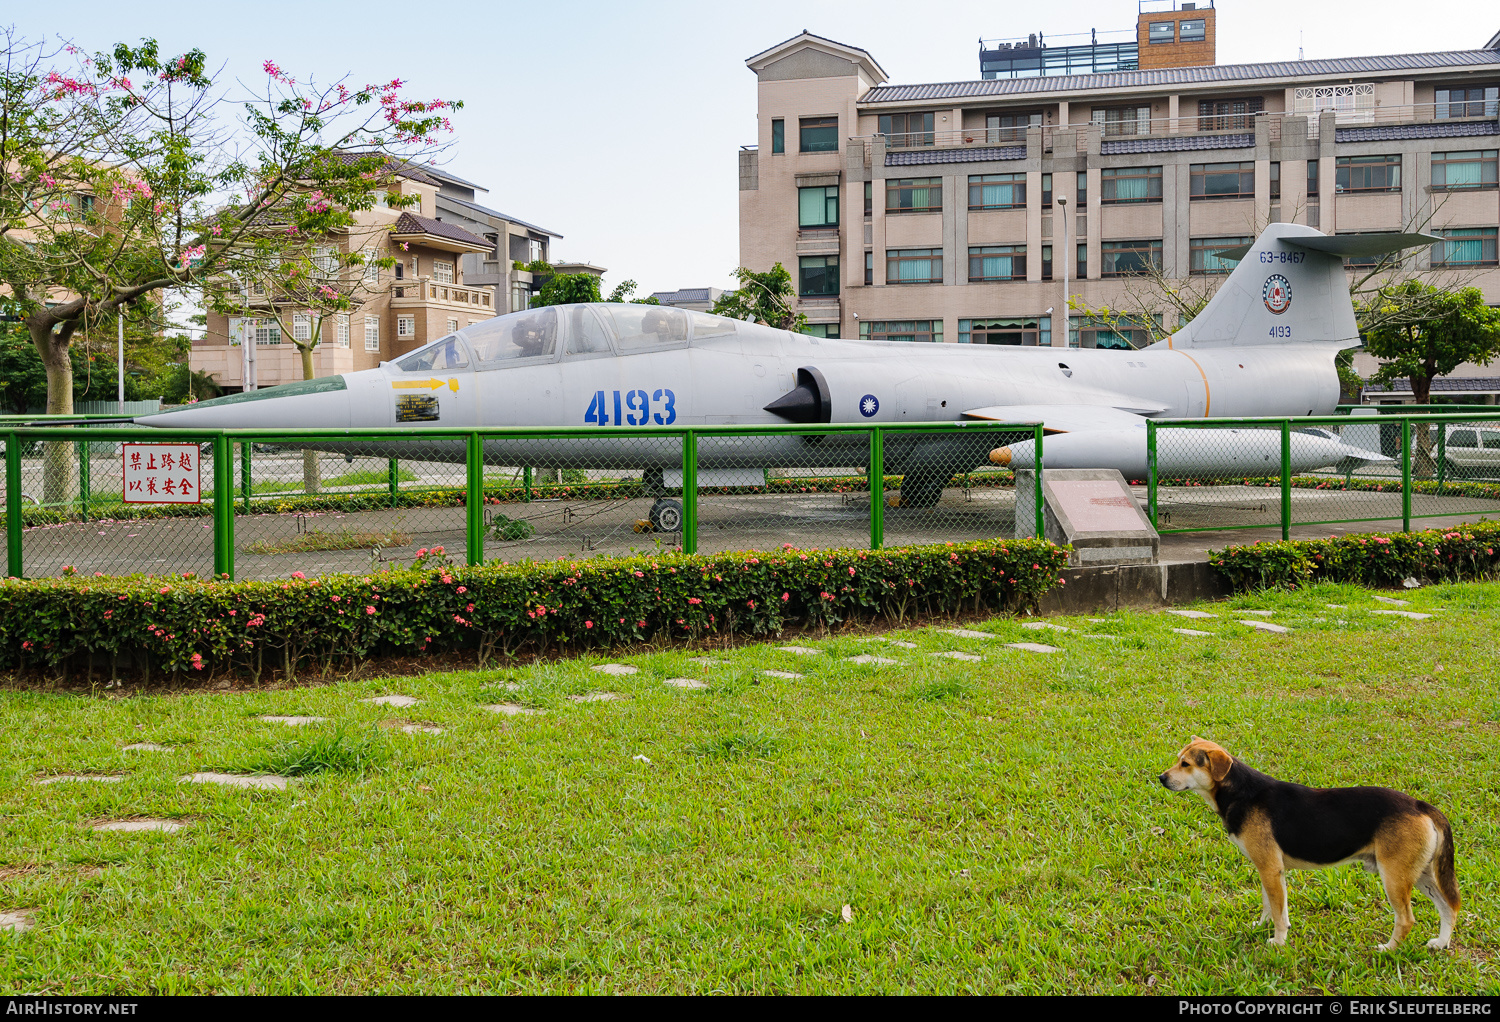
[[447, 377, 459, 392], [391, 378, 450, 391]]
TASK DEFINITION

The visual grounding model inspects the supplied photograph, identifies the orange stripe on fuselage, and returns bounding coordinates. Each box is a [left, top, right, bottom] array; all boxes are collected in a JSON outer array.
[[1176, 350, 1211, 416]]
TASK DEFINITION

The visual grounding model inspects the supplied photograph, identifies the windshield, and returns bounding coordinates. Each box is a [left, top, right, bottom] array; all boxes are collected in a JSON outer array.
[[603, 305, 689, 352], [462, 306, 558, 364], [397, 335, 470, 372]]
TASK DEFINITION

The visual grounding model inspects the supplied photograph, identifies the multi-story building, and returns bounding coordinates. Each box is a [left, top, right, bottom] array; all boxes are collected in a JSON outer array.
[[738, 20, 1500, 397], [192, 164, 565, 391]]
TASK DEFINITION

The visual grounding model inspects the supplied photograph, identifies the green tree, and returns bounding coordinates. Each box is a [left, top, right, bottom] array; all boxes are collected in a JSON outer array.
[[531, 272, 601, 307], [710, 264, 805, 331], [1361, 283, 1500, 405], [605, 279, 659, 305]]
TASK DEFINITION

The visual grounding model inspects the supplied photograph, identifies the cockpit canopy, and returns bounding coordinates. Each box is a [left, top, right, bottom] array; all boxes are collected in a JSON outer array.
[[394, 303, 740, 373]]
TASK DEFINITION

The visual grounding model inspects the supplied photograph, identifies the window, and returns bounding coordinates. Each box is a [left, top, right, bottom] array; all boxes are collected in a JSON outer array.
[[1041, 245, 1053, 281], [1190, 162, 1254, 200], [433, 261, 454, 284], [312, 246, 337, 278], [800, 116, 838, 153], [968, 173, 1026, 210], [1076, 243, 1088, 281], [864, 181, 872, 217], [1147, 21, 1175, 44], [469, 306, 561, 360], [879, 112, 934, 148], [959, 318, 1047, 346], [1041, 173, 1053, 208], [887, 248, 942, 284], [1336, 155, 1401, 193], [78, 194, 95, 216], [1269, 162, 1281, 201], [799, 256, 840, 296], [394, 261, 404, 280], [397, 316, 415, 339], [447, 318, 459, 333], [1190, 236, 1251, 275], [1070, 315, 1155, 349], [510, 283, 530, 312], [864, 251, 873, 286], [1102, 166, 1162, 204], [1179, 18, 1205, 42], [398, 336, 469, 372], [771, 118, 784, 154], [1101, 239, 1163, 277], [886, 177, 942, 213], [253, 318, 280, 345], [1431, 151, 1498, 191], [984, 111, 1040, 144], [1435, 86, 1499, 120], [799, 185, 839, 227], [363, 258, 380, 284], [859, 320, 942, 343], [1076, 171, 1087, 207], [1197, 97, 1262, 131], [364, 317, 380, 352], [292, 313, 312, 342], [336, 315, 350, 348], [968, 245, 1026, 281], [1307, 159, 1320, 200], [1433, 228, 1498, 268], [1093, 105, 1151, 136], [802, 324, 840, 339]]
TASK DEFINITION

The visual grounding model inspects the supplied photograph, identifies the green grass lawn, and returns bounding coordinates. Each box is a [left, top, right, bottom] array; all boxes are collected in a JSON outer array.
[[0, 582, 1496, 994]]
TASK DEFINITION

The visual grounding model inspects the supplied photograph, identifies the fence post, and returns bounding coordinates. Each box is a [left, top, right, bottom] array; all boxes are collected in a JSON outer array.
[[240, 442, 252, 512], [1146, 420, 1158, 528], [6, 431, 21, 578], [466, 432, 484, 566], [212, 433, 234, 580], [868, 426, 884, 549], [387, 457, 399, 507], [1435, 423, 1446, 494], [1034, 424, 1045, 539], [1400, 418, 1413, 532], [77, 439, 90, 522], [522, 466, 532, 502], [681, 429, 698, 554], [1279, 420, 1292, 541]]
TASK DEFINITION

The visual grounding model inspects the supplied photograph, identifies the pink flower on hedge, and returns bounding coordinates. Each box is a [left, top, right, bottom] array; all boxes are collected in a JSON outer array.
[[441, 575, 453, 584], [416, 548, 428, 557], [633, 571, 644, 578], [585, 621, 593, 629], [365, 606, 376, 615], [456, 586, 466, 594], [687, 597, 701, 604], [159, 587, 170, 594], [746, 600, 756, 609], [291, 571, 306, 579], [781, 592, 789, 601], [331, 595, 341, 602], [190, 653, 204, 671]]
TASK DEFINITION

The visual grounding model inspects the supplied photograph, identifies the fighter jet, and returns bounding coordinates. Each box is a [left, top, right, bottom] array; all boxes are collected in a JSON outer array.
[[141, 222, 1426, 509]]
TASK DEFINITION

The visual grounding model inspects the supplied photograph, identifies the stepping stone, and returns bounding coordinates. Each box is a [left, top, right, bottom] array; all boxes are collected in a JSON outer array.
[[123, 743, 170, 752], [760, 670, 803, 679], [1239, 620, 1291, 634], [91, 819, 185, 833], [1242, 610, 1275, 617], [887, 641, 918, 649], [183, 772, 290, 791], [485, 703, 542, 716], [568, 692, 624, 703], [934, 651, 982, 662], [945, 629, 998, 640], [364, 695, 418, 708], [1165, 610, 1216, 620], [1325, 603, 1347, 609], [1079, 634, 1119, 640], [1021, 622, 1072, 633], [779, 646, 821, 656], [663, 677, 708, 690], [1005, 643, 1059, 653], [592, 663, 637, 676], [1086, 618, 1109, 623], [378, 720, 444, 735], [35, 775, 125, 785], [844, 655, 898, 665], [1372, 595, 1411, 606], [688, 657, 723, 666], [0, 909, 34, 933], [1371, 610, 1434, 621], [259, 716, 326, 726], [1172, 628, 1214, 637]]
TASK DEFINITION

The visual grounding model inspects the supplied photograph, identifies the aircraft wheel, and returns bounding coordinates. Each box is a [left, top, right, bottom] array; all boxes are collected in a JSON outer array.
[[896, 471, 946, 509], [650, 498, 684, 533]]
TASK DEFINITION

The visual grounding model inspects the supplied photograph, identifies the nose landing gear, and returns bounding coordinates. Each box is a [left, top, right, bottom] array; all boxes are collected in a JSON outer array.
[[649, 498, 684, 533]]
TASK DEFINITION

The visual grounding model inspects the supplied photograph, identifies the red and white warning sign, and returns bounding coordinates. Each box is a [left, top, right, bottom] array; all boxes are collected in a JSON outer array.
[[123, 443, 202, 504]]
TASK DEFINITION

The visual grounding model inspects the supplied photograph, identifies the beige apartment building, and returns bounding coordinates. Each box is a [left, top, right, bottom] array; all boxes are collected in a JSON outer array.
[[738, 22, 1500, 397]]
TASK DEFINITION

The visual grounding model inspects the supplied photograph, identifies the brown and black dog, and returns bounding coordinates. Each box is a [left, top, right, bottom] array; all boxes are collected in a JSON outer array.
[[1159, 737, 1459, 950]]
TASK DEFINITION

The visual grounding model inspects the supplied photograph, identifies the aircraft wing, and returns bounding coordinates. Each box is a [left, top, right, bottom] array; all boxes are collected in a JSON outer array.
[[961, 403, 1156, 433]]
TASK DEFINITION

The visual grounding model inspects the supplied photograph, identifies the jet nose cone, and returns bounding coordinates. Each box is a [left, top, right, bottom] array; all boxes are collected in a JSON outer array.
[[134, 375, 353, 430]]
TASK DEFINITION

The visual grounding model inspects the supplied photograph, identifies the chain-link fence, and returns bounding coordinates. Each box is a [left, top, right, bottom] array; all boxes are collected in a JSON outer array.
[[1147, 414, 1500, 536], [4, 422, 1043, 581]]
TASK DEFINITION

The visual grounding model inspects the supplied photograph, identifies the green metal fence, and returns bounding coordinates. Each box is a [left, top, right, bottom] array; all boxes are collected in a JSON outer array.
[[1147, 413, 1500, 537], [3, 421, 1044, 581]]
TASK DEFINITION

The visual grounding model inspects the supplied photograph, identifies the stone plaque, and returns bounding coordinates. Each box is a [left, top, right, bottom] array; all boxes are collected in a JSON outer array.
[[1016, 468, 1159, 567]]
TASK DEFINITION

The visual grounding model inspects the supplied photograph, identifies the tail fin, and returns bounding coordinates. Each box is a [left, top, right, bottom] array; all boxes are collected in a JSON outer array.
[[1158, 224, 1439, 351]]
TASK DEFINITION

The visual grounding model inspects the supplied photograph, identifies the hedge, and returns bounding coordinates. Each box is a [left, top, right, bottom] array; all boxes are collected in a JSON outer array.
[[1208, 520, 1500, 591], [0, 538, 1069, 684], [1159, 475, 1500, 502]]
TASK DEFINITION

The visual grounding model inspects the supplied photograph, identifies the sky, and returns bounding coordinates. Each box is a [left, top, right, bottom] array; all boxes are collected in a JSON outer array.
[[8, 0, 1498, 298]]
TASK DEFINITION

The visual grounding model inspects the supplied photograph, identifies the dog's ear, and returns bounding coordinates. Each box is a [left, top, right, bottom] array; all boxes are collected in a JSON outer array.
[[1190, 734, 1205, 744], [1205, 746, 1233, 782]]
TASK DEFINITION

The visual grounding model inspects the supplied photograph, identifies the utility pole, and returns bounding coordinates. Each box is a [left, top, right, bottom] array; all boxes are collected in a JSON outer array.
[[1057, 195, 1069, 348], [117, 311, 125, 414]]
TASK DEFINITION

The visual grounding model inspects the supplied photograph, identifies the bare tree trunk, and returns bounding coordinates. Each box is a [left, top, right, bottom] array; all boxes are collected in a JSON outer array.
[[27, 315, 80, 505], [299, 342, 321, 494], [1411, 373, 1435, 479]]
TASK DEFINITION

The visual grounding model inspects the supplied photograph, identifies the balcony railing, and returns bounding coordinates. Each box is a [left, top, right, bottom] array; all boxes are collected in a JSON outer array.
[[390, 278, 493, 308]]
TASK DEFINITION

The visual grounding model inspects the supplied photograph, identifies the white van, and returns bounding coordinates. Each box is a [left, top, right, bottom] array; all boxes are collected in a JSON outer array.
[[1443, 425, 1500, 478]]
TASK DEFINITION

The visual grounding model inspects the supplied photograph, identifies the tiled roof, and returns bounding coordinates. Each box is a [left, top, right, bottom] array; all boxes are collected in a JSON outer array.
[[327, 151, 441, 186], [390, 211, 488, 247], [436, 193, 563, 238], [1101, 132, 1254, 154], [886, 145, 1025, 166], [1365, 377, 1500, 392], [860, 49, 1500, 104], [1334, 121, 1500, 143], [651, 288, 716, 303]]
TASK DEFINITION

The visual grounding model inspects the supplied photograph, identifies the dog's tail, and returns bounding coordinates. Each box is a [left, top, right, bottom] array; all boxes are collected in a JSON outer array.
[[1425, 805, 1461, 911]]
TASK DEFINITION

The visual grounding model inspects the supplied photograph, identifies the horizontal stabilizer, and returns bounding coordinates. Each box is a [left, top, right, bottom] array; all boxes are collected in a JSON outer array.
[[1213, 231, 1440, 262]]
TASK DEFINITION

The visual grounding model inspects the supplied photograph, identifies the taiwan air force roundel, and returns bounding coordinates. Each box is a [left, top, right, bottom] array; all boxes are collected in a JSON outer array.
[[859, 394, 880, 417], [1262, 274, 1292, 315]]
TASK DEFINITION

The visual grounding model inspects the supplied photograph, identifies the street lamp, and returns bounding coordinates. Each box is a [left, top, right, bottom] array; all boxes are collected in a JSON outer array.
[[1057, 196, 1069, 349]]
